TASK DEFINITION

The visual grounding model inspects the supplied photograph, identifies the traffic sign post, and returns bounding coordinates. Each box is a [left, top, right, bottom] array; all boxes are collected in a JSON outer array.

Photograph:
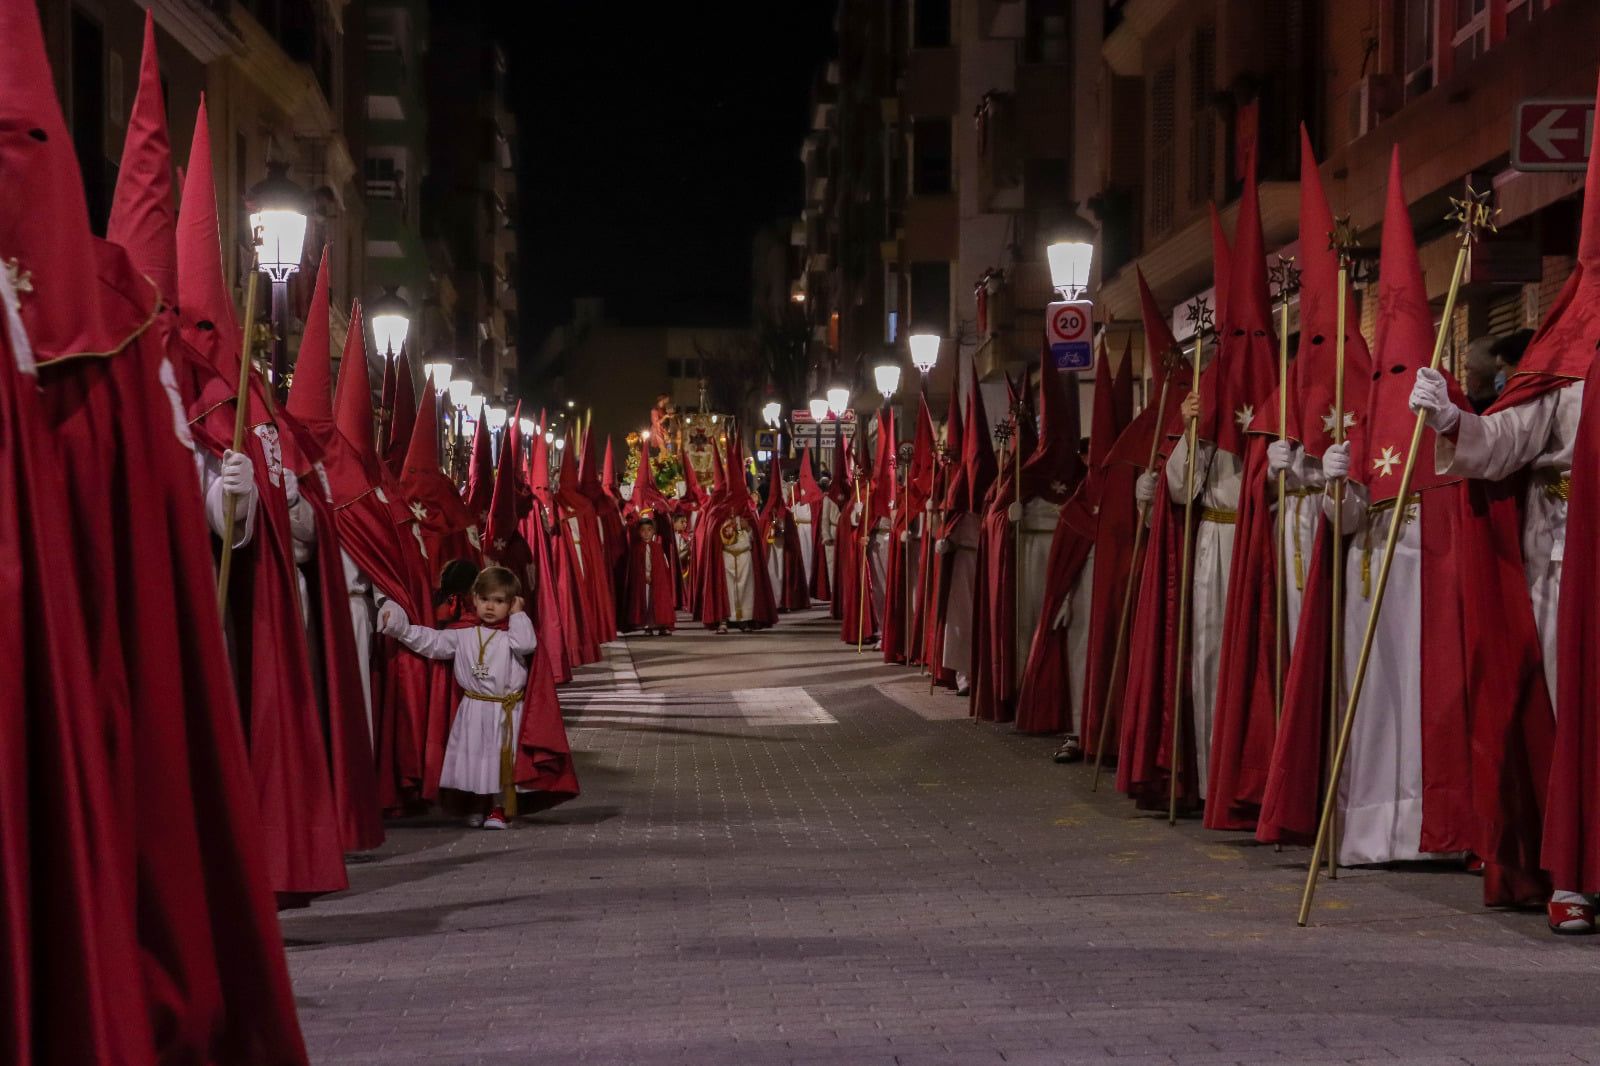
[[789, 409, 857, 450], [1046, 299, 1096, 372], [1513, 99, 1595, 172]]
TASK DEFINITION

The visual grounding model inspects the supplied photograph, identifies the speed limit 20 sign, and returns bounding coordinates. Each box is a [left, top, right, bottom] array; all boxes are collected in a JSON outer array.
[[1046, 300, 1095, 372]]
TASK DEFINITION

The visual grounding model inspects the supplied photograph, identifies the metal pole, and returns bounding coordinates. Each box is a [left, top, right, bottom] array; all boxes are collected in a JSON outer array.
[[1168, 325, 1204, 826], [217, 261, 264, 615]]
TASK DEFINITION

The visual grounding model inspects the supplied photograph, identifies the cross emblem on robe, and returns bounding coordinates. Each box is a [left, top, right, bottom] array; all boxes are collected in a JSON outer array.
[[1235, 404, 1255, 430], [3, 258, 32, 294], [493, 537, 507, 552], [1321, 407, 1356, 437], [1372, 446, 1401, 478], [410, 501, 429, 522]]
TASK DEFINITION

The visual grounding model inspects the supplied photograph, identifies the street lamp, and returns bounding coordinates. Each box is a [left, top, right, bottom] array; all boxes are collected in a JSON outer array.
[[245, 161, 310, 399], [1046, 212, 1097, 301], [426, 361, 453, 394], [466, 393, 486, 422], [874, 363, 903, 401], [369, 288, 411, 362], [909, 333, 941, 378], [808, 397, 830, 422], [826, 385, 850, 417], [762, 399, 782, 428]]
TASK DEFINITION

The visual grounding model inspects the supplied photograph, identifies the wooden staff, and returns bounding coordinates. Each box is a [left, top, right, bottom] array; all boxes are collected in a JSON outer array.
[[1325, 222, 1358, 881], [1268, 258, 1299, 729], [1091, 354, 1176, 791], [1011, 395, 1027, 686], [928, 439, 949, 691], [216, 254, 264, 616], [856, 474, 872, 653], [1169, 298, 1213, 826], [1297, 189, 1496, 926]]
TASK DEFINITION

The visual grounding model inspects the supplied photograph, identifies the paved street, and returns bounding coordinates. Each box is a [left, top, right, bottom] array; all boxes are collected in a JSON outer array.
[[284, 607, 1600, 1066]]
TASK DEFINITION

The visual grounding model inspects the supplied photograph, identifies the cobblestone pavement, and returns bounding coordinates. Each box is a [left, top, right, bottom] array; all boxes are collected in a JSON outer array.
[[283, 607, 1600, 1066]]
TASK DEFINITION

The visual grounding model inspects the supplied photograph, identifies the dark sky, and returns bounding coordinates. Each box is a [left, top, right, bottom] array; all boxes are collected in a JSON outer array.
[[508, 4, 836, 345]]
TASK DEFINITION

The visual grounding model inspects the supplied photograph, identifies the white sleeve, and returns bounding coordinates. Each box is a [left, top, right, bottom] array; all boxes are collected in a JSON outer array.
[[1435, 392, 1559, 481], [287, 495, 316, 564], [507, 612, 538, 658], [394, 624, 459, 661], [198, 452, 255, 548], [1322, 480, 1369, 531], [1165, 437, 1211, 504]]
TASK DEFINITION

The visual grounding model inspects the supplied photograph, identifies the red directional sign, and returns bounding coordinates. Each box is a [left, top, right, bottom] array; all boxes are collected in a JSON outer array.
[[1512, 99, 1595, 172]]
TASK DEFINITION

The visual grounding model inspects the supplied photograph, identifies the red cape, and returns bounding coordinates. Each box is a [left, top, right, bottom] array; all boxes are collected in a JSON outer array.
[[623, 525, 678, 630]]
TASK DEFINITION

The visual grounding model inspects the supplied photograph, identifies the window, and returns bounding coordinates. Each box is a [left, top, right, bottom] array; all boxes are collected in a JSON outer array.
[[1148, 60, 1176, 239], [1402, 0, 1435, 99], [1506, 0, 1557, 32], [909, 261, 951, 336], [1024, 0, 1070, 63], [1451, 0, 1489, 68], [913, 0, 951, 48], [912, 117, 953, 195], [1188, 26, 1216, 209]]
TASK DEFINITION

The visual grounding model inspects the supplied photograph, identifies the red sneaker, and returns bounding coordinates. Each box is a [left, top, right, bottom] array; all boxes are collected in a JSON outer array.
[[483, 807, 508, 831], [1548, 900, 1595, 935]]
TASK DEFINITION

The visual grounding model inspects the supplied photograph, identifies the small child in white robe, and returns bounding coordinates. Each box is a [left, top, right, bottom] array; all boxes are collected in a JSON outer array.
[[377, 566, 535, 829]]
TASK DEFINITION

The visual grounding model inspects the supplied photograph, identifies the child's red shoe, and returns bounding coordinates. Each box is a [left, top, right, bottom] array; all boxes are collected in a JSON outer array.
[[483, 807, 508, 830]]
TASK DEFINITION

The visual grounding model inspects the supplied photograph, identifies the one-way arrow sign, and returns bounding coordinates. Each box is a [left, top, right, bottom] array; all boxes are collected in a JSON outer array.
[[1513, 99, 1595, 171]]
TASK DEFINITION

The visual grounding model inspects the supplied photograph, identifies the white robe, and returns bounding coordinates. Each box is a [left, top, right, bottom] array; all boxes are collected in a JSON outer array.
[[1325, 485, 1451, 866], [1052, 546, 1096, 732], [722, 526, 756, 623], [1274, 443, 1326, 652], [341, 549, 387, 741], [393, 614, 536, 796], [1164, 438, 1242, 795], [765, 524, 786, 599], [793, 501, 816, 583], [1436, 384, 1580, 701], [1015, 498, 1059, 689], [820, 496, 842, 591], [941, 512, 982, 681]]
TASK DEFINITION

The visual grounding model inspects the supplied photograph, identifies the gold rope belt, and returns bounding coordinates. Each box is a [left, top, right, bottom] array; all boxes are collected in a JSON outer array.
[[1361, 494, 1420, 599], [1280, 486, 1318, 498], [1540, 472, 1572, 501], [463, 687, 524, 816], [1200, 507, 1238, 524], [724, 545, 751, 555]]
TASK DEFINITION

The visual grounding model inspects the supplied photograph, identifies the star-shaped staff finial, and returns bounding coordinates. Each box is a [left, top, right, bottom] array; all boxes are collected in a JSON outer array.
[[1183, 295, 1215, 342], [1448, 186, 1498, 244], [1328, 214, 1362, 271], [1268, 255, 1301, 306]]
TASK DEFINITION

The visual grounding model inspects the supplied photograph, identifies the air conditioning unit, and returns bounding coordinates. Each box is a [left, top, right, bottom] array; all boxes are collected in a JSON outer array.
[[1347, 74, 1400, 143]]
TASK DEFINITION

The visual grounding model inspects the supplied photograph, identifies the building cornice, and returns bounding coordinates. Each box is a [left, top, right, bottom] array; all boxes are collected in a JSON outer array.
[[1101, 0, 1184, 78], [140, 0, 242, 63]]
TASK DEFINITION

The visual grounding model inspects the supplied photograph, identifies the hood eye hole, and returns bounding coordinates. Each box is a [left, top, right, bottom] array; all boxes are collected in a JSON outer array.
[[197, 320, 216, 331], [27, 129, 46, 142], [1312, 334, 1326, 345], [1390, 364, 1407, 375], [1232, 328, 1245, 337], [1253, 330, 1266, 337]]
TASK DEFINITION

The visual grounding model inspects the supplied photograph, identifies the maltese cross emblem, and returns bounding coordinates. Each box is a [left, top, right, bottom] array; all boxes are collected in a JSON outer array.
[[1372, 446, 1401, 478]]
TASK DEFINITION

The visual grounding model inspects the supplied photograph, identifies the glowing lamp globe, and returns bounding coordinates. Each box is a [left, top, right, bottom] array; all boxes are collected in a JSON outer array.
[[448, 379, 474, 408], [808, 397, 830, 422], [1046, 238, 1094, 300], [369, 288, 411, 360], [761, 400, 782, 428], [245, 162, 310, 282], [519, 417, 535, 438], [426, 362, 453, 394], [484, 406, 508, 431], [544, 430, 554, 444], [826, 386, 850, 416], [555, 437, 566, 450], [873, 363, 902, 400], [465, 393, 486, 420], [909, 333, 941, 375]]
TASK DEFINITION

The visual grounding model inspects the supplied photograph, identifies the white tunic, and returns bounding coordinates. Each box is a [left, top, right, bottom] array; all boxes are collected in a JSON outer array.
[[1435, 384, 1580, 701], [820, 496, 842, 592], [393, 614, 537, 796], [722, 525, 756, 623], [1052, 545, 1096, 733], [1014, 498, 1059, 688], [941, 512, 983, 679], [1274, 443, 1326, 652], [793, 501, 816, 583], [1164, 438, 1242, 796]]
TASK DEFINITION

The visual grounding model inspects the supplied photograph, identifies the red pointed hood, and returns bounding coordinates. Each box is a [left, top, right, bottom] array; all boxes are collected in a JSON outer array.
[[379, 347, 397, 440], [724, 432, 752, 511], [108, 13, 177, 303], [796, 447, 825, 507], [632, 441, 671, 517], [681, 444, 707, 507], [907, 396, 936, 514], [464, 411, 495, 519], [403, 370, 442, 475], [286, 247, 333, 426], [1112, 336, 1135, 436], [868, 406, 895, 522], [400, 372, 474, 535], [333, 301, 378, 459], [386, 347, 417, 472], [1210, 201, 1233, 334], [1198, 142, 1280, 456], [711, 442, 728, 496], [759, 451, 789, 523], [1020, 343, 1083, 504], [1136, 268, 1189, 395], [941, 377, 969, 510], [528, 421, 552, 500], [964, 363, 998, 506], [1284, 125, 1373, 458], [578, 424, 599, 489], [486, 403, 522, 547], [1493, 73, 1600, 410], [176, 97, 237, 368], [0, 0, 145, 362], [1356, 147, 1463, 503], [601, 438, 620, 499], [1086, 343, 1119, 467]]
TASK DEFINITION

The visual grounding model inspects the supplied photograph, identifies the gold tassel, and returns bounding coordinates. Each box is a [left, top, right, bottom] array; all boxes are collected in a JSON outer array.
[[1292, 498, 1305, 590], [501, 701, 518, 818], [1361, 530, 1372, 601]]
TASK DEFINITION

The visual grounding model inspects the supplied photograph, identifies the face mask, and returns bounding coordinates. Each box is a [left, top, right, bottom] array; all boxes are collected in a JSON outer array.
[[1494, 369, 1508, 394]]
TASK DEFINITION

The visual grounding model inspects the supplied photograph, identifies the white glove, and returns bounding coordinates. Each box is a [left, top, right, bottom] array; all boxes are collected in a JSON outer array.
[[849, 502, 863, 527], [376, 601, 410, 637], [282, 468, 301, 507], [220, 449, 254, 496], [934, 538, 951, 556], [1006, 501, 1023, 522], [1322, 442, 1351, 481], [898, 530, 909, 544], [1135, 471, 1158, 507], [1266, 439, 1294, 474], [1408, 367, 1460, 435]]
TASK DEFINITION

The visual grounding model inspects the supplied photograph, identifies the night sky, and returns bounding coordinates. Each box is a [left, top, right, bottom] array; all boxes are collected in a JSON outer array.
[[509, 3, 836, 344]]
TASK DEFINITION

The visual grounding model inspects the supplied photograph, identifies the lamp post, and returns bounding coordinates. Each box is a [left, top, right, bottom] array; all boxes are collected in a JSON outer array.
[[369, 288, 412, 360], [245, 162, 310, 401], [908, 333, 940, 390], [485, 404, 508, 462]]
